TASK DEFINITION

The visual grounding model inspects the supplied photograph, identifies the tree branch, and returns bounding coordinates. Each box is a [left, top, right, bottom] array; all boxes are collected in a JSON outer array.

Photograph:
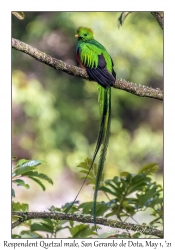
[[12, 211, 163, 238], [12, 38, 163, 101], [151, 12, 164, 30]]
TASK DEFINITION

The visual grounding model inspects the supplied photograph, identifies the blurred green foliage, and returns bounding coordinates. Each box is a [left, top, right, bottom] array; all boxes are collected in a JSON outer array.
[[12, 12, 163, 237], [12, 159, 53, 197], [12, 162, 163, 238]]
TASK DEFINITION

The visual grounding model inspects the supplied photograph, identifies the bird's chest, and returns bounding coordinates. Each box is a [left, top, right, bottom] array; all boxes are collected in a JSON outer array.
[[76, 49, 85, 68], [76, 43, 99, 68]]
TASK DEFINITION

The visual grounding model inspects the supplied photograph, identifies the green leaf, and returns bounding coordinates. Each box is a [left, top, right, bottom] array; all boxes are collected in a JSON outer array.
[[39, 218, 55, 228], [120, 171, 130, 177], [16, 159, 45, 168], [62, 201, 79, 213], [79, 202, 93, 215], [95, 203, 109, 216], [12, 214, 23, 222], [138, 163, 159, 175], [121, 200, 135, 215], [132, 232, 141, 238], [22, 171, 53, 185], [80, 175, 95, 185], [149, 197, 163, 207], [100, 177, 126, 199], [24, 159, 46, 167], [99, 186, 117, 197], [12, 188, 15, 197], [127, 174, 151, 194], [30, 219, 67, 234], [136, 183, 160, 208], [20, 230, 43, 238], [12, 179, 30, 190], [77, 158, 97, 183], [13, 166, 36, 177], [69, 220, 74, 227], [118, 12, 132, 27], [12, 202, 29, 212], [13, 160, 45, 177], [16, 159, 30, 167], [28, 176, 46, 191], [79, 202, 109, 216], [79, 170, 94, 178], [69, 224, 97, 238], [77, 158, 94, 170], [12, 12, 25, 20], [49, 205, 61, 212], [12, 234, 21, 238], [31, 222, 54, 233]]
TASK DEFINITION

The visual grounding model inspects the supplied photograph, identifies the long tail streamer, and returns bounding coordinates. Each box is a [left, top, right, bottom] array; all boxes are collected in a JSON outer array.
[[66, 86, 111, 231]]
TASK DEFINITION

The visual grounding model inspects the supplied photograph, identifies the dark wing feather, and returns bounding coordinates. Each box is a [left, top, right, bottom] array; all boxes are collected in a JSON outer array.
[[98, 54, 106, 68], [110, 56, 116, 79], [86, 55, 116, 88]]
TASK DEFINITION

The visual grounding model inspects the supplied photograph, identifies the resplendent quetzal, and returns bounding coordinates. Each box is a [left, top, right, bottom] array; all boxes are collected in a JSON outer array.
[[73, 27, 116, 230]]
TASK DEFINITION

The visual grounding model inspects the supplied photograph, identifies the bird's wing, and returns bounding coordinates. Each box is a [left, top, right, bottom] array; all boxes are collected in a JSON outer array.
[[77, 43, 115, 88]]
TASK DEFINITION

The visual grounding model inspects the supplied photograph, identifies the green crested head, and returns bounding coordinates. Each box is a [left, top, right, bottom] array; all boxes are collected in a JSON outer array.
[[75, 27, 94, 41]]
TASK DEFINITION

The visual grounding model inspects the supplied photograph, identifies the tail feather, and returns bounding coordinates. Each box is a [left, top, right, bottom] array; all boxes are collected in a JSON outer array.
[[65, 85, 109, 214], [93, 86, 111, 230], [66, 86, 111, 232]]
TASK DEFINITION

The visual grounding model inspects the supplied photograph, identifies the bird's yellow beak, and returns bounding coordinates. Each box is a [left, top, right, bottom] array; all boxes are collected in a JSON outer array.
[[75, 34, 79, 38]]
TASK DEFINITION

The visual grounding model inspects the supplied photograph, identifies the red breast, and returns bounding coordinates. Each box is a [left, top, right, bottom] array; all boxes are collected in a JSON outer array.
[[76, 51, 85, 68]]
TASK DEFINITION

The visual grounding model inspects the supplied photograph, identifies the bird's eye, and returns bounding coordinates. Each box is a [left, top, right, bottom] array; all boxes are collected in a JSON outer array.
[[84, 34, 87, 36]]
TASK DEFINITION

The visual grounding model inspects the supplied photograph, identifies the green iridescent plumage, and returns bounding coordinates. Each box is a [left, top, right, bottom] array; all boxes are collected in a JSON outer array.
[[75, 27, 114, 75], [72, 27, 116, 230]]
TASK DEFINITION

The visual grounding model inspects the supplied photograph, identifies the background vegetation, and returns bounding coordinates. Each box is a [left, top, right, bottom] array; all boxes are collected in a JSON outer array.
[[12, 12, 163, 238]]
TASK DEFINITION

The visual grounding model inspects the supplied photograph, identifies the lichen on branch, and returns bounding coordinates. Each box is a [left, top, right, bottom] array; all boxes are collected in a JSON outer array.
[[12, 38, 163, 101], [12, 211, 163, 238]]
